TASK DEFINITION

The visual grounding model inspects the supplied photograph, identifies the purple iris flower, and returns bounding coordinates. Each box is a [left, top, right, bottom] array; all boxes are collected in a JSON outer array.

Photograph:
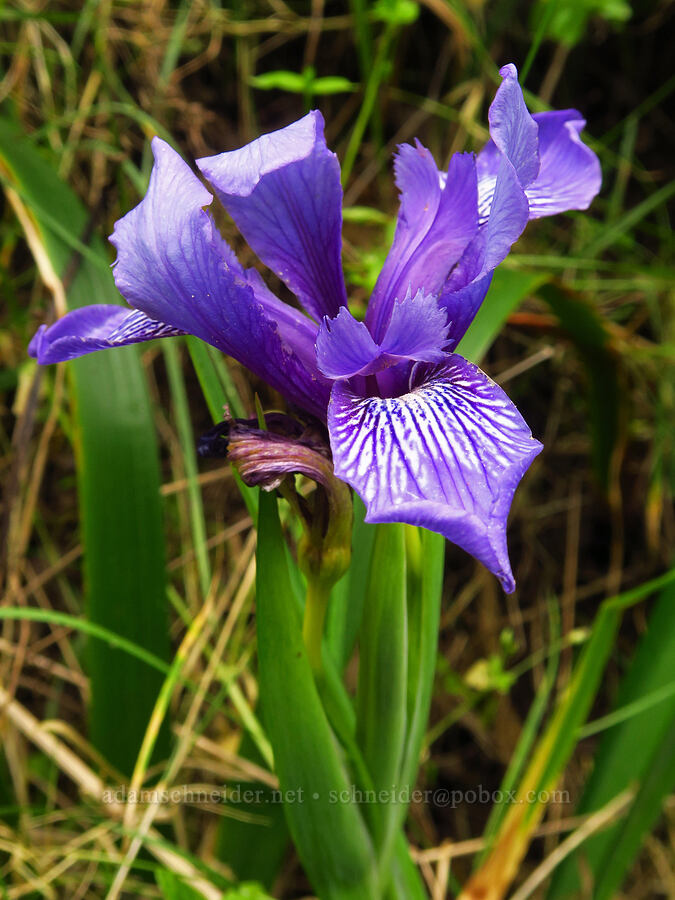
[[29, 65, 600, 592]]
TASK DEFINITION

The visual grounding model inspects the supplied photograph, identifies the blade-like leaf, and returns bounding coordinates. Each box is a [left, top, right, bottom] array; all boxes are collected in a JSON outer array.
[[548, 579, 675, 899], [460, 568, 675, 900], [458, 267, 549, 364], [255, 490, 378, 899], [400, 528, 445, 796], [0, 119, 170, 775], [358, 525, 407, 772]]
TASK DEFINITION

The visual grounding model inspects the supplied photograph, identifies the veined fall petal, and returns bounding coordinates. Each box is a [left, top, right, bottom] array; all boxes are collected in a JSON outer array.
[[28, 306, 186, 364], [33, 137, 331, 419], [327, 355, 542, 592]]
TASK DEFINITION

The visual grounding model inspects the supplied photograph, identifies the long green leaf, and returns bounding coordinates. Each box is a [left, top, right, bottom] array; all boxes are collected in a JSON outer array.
[[400, 528, 445, 794], [387, 833, 429, 900], [256, 490, 378, 899], [0, 119, 170, 775], [356, 523, 408, 879], [591, 716, 675, 900], [548, 579, 675, 899], [458, 267, 549, 364], [463, 568, 675, 898], [382, 527, 445, 898], [164, 340, 211, 595]]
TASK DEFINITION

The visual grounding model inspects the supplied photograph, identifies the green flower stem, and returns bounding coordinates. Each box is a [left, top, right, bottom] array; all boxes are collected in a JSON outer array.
[[303, 575, 332, 673]]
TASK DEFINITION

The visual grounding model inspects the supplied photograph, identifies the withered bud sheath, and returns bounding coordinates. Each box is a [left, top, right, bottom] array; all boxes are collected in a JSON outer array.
[[199, 413, 352, 587]]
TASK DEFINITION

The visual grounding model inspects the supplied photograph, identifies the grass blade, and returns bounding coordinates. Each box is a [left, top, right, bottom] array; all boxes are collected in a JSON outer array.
[[164, 340, 211, 596], [0, 607, 170, 677]]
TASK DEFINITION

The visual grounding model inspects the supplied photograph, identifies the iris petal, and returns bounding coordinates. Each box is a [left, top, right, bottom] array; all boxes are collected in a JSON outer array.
[[476, 84, 601, 224], [440, 65, 544, 346], [379, 288, 450, 362], [110, 137, 330, 418], [366, 146, 478, 341], [481, 154, 530, 272], [327, 355, 542, 591], [197, 111, 347, 323], [29, 306, 185, 364], [440, 151, 528, 347], [487, 63, 540, 187], [441, 270, 494, 352], [526, 110, 602, 218], [316, 307, 381, 379], [317, 291, 449, 380], [442, 69, 600, 348]]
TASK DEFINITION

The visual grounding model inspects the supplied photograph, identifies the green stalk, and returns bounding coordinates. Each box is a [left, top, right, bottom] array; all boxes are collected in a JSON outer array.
[[341, 23, 394, 185], [302, 576, 332, 673]]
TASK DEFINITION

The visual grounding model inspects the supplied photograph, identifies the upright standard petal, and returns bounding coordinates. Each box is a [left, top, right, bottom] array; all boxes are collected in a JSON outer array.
[[197, 111, 347, 323], [442, 69, 600, 348], [29, 306, 185, 364], [480, 154, 531, 273], [439, 66, 539, 346], [487, 63, 539, 187], [439, 152, 529, 348], [440, 269, 494, 352], [366, 145, 478, 341], [110, 137, 330, 418], [526, 111, 601, 217], [328, 355, 542, 591], [471, 64, 535, 268], [476, 80, 601, 223]]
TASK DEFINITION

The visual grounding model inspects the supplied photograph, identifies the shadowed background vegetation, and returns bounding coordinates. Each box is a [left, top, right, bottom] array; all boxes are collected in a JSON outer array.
[[0, 0, 674, 897]]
